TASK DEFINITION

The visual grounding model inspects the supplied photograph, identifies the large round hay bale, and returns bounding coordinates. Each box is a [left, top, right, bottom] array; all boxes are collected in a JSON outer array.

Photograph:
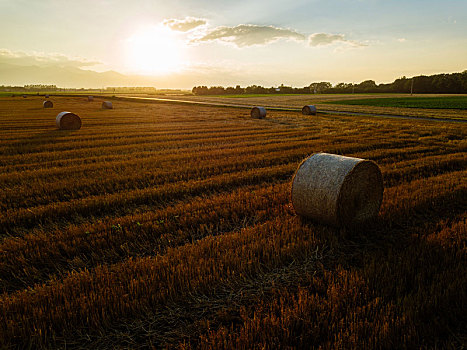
[[88, 96, 94, 102], [251, 106, 266, 119], [43, 100, 53, 108], [56, 111, 82, 130], [302, 105, 317, 115], [291, 153, 383, 227], [102, 101, 113, 109]]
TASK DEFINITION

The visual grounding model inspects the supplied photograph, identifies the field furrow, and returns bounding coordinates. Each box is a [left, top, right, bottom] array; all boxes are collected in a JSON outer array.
[[0, 97, 465, 349]]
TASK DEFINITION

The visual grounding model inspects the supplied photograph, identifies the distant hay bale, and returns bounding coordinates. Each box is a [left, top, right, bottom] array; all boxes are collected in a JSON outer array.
[[22, 95, 27, 98], [102, 101, 113, 109], [251, 106, 266, 119], [302, 105, 317, 115], [56, 111, 82, 130], [88, 96, 94, 102], [43, 100, 53, 108], [291, 153, 383, 227]]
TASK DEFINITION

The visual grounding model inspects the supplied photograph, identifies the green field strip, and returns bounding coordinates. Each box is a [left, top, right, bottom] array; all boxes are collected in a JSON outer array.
[[329, 96, 467, 109]]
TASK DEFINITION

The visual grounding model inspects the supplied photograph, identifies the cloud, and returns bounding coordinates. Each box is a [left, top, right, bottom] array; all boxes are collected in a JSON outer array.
[[308, 33, 345, 46], [308, 33, 366, 47], [163, 17, 207, 32], [0, 49, 99, 68], [192, 24, 306, 47]]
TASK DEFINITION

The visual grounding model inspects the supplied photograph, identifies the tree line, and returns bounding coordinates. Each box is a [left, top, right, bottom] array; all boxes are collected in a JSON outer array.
[[192, 71, 467, 95]]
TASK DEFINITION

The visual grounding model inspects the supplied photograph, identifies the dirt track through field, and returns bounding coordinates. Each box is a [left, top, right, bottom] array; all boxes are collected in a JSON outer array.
[[118, 96, 467, 123]]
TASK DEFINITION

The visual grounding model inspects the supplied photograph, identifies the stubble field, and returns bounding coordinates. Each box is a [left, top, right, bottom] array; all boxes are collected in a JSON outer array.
[[134, 93, 467, 121], [0, 96, 466, 349]]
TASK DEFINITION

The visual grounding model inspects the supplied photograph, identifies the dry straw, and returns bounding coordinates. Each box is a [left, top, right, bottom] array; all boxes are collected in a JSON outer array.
[[56, 111, 82, 130], [43, 100, 53, 108], [302, 105, 317, 115], [88, 96, 94, 102], [291, 153, 383, 227], [251, 106, 266, 119], [102, 101, 113, 109]]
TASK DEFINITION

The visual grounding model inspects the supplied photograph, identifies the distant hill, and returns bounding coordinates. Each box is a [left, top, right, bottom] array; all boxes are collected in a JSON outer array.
[[0, 62, 155, 88]]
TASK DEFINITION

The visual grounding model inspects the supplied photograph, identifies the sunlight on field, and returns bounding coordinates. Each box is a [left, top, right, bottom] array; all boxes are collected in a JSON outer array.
[[154, 93, 467, 121], [0, 96, 465, 348]]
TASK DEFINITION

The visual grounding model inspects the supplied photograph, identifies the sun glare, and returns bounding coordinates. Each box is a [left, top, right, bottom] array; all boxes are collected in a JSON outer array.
[[125, 25, 184, 75]]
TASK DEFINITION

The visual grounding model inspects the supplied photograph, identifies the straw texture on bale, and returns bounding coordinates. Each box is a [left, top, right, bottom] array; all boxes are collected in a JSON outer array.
[[251, 106, 266, 119], [43, 100, 53, 108], [88, 96, 94, 102], [56, 111, 82, 130], [102, 101, 113, 109], [302, 105, 317, 115], [291, 153, 383, 227]]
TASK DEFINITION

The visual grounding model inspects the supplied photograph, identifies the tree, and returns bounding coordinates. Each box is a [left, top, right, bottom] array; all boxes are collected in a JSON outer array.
[[309, 82, 332, 93]]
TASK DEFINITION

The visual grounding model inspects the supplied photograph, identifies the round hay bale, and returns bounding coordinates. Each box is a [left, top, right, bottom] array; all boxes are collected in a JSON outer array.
[[56, 111, 82, 130], [88, 96, 94, 102], [291, 153, 383, 227], [43, 100, 53, 108], [302, 105, 317, 115], [251, 106, 266, 119], [102, 101, 113, 109]]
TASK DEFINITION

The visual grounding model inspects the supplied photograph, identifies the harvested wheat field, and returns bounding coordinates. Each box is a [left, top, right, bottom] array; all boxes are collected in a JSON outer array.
[[138, 93, 467, 121], [0, 95, 466, 349]]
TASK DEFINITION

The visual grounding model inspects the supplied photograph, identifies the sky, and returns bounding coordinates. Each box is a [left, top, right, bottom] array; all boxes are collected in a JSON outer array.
[[0, 0, 466, 88]]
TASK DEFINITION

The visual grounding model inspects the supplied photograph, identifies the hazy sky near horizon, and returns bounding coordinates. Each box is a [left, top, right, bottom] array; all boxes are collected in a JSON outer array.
[[0, 0, 466, 88]]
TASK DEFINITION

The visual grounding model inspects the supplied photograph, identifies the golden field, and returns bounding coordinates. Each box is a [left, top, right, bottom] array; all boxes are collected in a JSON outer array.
[[0, 96, 466, 349]]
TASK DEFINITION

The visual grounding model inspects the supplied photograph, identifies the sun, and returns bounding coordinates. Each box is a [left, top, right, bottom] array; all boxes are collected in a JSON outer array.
[[125, 25, 184, 75]]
